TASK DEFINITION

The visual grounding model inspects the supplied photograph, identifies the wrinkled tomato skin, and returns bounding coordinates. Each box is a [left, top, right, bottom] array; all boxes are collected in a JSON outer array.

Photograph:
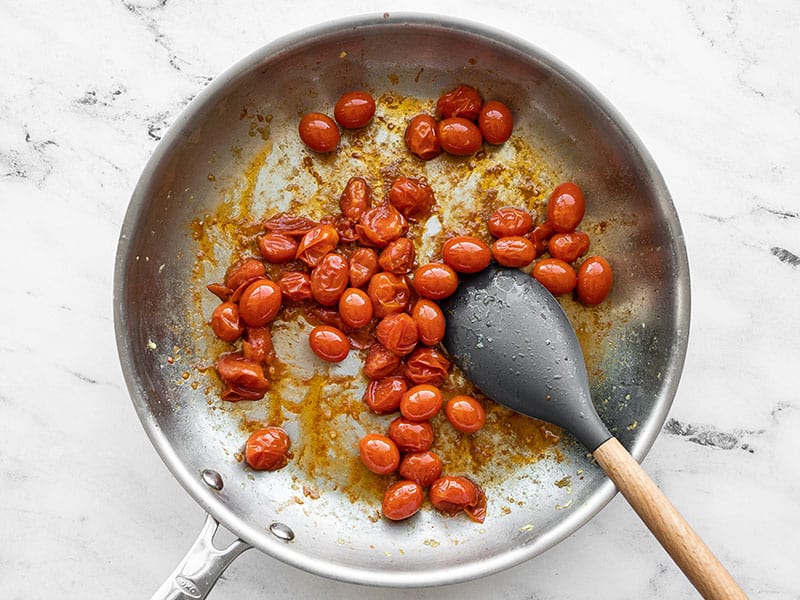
[[429, 476, 479, 516], [263, 213, 318, 237], [276, 271, 313, 302], [398, 451, 443, 488], [308, 325, 350, 362], [334, 91, 376, 129], [363, 376, 408, 414], [405, 114, 441, 160], [339, 176, 372, 221], [491, 236, 536, 268], [296, 224, 340, 268], [445, 395, 486, 433], [410, 299, 446, 346], [367, 272, 411, 318], [363, 343, 402, 379], [478, 100, 514, 144], [211, 301, 244, 342], [388, 417, 434, 453], [310, 253, 349, 307], [382, 480, 424, 521], [527, 220, 556, 256], [405, 347, 451, 386], [348, 247, 380, 288], [245, 427, 290, 471], [532, 258, 578, 295], [224, 257, 266, 291], [576, 256, 613, 305], [548, 231, 590, 263], [488, 207, 533, 238], [378, 237, 416, 274], [375, 312, 419, 356], [357, 203, 408, 247], [546, 182, 586, 233], [441, 235, 492, 273], [216, 352, 270, 401], [437, 85, 483, 120], [388, 177, 436, 220], [338, 288, 374, 328], [238, 279, 282, 327], [412, 263, 459, 300], [438, 118, 483, 156], [258, 233, 298, 264], [400, 384, 443, 422], [298, 112, 340, 152], [359, 433, 400, 475], [242, 326, 274, 364]]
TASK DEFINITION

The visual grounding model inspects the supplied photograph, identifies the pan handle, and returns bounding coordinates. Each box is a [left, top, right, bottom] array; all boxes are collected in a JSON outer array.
[[151, 514, 251, 600]]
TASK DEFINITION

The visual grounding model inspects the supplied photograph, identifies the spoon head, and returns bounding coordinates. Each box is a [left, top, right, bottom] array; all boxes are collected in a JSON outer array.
[[440, 266, 611, 451]]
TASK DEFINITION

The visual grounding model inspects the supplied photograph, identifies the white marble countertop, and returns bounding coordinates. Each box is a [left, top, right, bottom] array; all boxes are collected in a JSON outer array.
[[2, 1, 799, 598]]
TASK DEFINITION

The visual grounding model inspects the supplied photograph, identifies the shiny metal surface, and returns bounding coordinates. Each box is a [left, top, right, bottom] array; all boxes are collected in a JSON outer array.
[[114, 13, 690, 588]]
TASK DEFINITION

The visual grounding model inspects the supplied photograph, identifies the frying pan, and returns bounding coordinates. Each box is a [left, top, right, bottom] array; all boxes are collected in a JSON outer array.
[[114, 13, 690, 597]]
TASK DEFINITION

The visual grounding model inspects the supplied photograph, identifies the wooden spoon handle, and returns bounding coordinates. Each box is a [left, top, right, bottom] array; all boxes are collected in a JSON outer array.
[[592, 437, 747, 599]]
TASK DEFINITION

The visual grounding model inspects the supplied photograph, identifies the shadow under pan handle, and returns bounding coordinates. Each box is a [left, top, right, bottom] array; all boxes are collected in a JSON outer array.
[[592, 437, 747, 600], [151, 514, 251, 600]]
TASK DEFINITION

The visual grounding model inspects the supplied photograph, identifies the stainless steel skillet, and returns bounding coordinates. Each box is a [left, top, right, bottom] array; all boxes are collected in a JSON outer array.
[[114, 13, 690, 597]]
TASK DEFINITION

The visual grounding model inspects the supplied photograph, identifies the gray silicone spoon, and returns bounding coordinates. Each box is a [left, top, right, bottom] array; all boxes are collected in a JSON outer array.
[[439, 266, 746, 600]]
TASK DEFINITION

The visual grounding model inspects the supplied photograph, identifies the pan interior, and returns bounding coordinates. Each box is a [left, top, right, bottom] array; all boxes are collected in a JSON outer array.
[[115, 15, 688, 587]]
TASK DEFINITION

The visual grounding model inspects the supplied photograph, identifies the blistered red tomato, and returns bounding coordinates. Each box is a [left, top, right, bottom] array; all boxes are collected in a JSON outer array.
[[438, 117, 483, 156], [216, 353, 270, 401], [478, 100, 513, 144], [491, 236, 536, 268], [388, 417, 434, 453], [429, 476, 486, 523], [359, 433, 400, 474], [528, 220, 555, 256], [437, 85, 482, 120], [546, 182, 585, 233], [211, 301, 244, 342], [532, 258, 577, 295], [405, 114, 441, 160], [238, 279, 282, 327], [378, 237, 416, 274], [400, 384, 443, 422], [405, 347, 451, 386], [258, 233, 298, 264], [245, 427, 290, 471], [357, 202, 408, 247], [224, 257, 266, 292], [338, 287, 373, 328], [548, 231, 590, 263], [398, 451, 443, 487], [348, 247, 380, 288], [264, 213, 318, 237], [441, 235, 492, 273], [488, 207, 533, 237], [334, 91, 376, 129], [310, 253, 349, 307], [375, 313, 419, 357], [382, 480, 424, 521], [367, 272, 411, 318], [576, 256, 613, 305], [242, 326, 274, 364], [445, 395, 486, 433], [410, 299, 446, 346], [412, 263, 459, 300], [296, 224, 340, 268], [339, 176, 372, 221], [363, 343, 402, 379], [363, 376, 407, 414], [388, 177, 435, 220], [298, 112, 339, 152], [276, 271, 312, 302], [308, 325, 350, 362]]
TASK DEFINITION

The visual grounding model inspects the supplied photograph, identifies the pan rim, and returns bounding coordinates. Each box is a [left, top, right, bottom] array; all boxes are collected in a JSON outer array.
[[113, 11, 690, 588]]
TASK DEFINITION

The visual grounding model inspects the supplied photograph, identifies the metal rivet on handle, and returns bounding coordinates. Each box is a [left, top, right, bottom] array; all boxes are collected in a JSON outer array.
[[269, 521, 295, 542], [201, 469, 224, 491]]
